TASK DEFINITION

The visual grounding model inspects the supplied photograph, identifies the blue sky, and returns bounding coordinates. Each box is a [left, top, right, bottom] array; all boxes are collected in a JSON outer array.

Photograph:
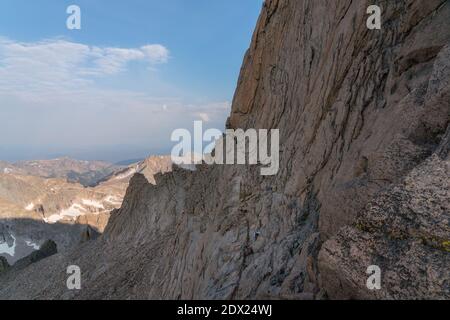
[[0, 0, 262, 162]]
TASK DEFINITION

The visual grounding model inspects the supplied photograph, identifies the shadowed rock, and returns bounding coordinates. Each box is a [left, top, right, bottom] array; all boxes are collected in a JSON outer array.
[[0, 256, 9, 274], [12, 240, 57, 272]]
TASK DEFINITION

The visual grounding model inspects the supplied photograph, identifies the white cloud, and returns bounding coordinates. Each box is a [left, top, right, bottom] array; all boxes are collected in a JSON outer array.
[[141, 44, 170, 63], [0, 37, 231, 156], [0, 37, 170, 92], [87, 47, 146, 75], [198, 113, 210, 122]]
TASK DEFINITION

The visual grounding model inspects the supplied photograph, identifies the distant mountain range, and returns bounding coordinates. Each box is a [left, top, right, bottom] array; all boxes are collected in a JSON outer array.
[[0, 156, 172, 265], [0, 145, 169, 164], [0, 158, 121, 187], [115, 159, 145, 166]]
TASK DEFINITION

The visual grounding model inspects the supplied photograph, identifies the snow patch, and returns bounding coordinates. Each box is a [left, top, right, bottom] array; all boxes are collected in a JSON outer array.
[[25, 240, 40, 250], [114, 168, 137, 180], [60, 204, 85, 217], [82, 199, 104, 209], [0, 234, 16, 257], [44, 203, 86, 224], [44, 214, 63, 224], [25, 203, 34, 211], [105, 195, 122, 205]]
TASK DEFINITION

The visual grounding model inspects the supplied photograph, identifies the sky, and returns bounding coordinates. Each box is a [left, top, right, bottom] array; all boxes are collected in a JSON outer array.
[[0, 0, 262, 162]]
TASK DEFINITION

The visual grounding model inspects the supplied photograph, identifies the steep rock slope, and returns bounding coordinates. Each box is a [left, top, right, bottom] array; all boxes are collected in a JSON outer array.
[[0, 0, 448, 299]]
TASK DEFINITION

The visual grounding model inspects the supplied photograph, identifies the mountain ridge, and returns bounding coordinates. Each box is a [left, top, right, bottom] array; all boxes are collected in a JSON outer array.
[[0, 0, 448, 299], [0, 155, 172, 265]]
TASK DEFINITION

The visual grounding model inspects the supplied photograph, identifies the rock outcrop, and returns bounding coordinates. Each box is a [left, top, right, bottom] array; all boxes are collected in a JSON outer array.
[[11, 240, 58, 272], [0, 0, 448, 299], [0, 256, 9, 274]]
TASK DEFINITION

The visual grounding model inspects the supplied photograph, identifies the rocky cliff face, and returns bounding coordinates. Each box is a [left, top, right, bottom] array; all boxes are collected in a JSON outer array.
[[0, 0, 448, 299]]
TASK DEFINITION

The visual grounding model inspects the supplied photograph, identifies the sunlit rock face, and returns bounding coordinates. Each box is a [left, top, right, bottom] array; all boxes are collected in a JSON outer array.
[[0, 0, 449, 299]]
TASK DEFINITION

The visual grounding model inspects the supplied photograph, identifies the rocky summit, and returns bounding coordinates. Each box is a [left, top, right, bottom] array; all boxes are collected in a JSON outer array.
[[0, 0, 449, 299]]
